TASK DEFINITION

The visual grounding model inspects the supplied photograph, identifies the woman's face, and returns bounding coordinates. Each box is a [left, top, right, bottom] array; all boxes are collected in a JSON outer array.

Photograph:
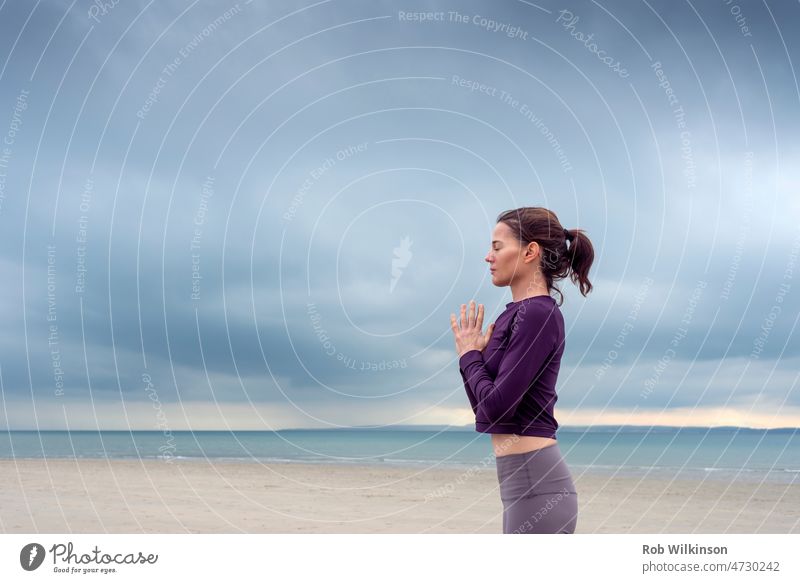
[[485, 222, 536, 286]]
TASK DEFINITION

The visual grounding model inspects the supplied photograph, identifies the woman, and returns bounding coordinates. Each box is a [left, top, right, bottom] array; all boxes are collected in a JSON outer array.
[[450, 207, 594, 534]]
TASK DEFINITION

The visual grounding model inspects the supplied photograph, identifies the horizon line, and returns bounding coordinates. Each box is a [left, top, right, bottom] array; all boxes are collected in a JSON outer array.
[[4, 423, 799, 431]]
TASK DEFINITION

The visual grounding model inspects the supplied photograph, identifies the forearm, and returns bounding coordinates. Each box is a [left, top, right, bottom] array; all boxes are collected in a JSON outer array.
[[459, 366, 479, 415], [459, 350, 511, 422]]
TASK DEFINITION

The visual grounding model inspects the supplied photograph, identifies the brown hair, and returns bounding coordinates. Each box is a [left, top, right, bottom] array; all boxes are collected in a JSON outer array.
[[496, 207, 594, 306]]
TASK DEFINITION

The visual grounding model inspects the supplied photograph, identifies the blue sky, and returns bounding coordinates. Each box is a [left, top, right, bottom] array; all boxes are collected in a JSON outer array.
[[0, 0, 798, 430]]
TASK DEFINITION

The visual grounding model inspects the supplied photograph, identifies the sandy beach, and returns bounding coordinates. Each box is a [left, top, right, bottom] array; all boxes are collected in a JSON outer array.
[[1, 459, 798, 534]]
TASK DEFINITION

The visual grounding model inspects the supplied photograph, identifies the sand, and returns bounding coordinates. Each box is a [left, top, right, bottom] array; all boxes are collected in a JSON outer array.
[[1, 459, 798, 533]]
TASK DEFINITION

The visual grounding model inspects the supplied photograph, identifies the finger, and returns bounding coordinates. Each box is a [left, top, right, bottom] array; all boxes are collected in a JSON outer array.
[[460, 303, 466, 330], [450, 313, 458, 334], [476, 303, 484, 330], [468, 299, 476, 328]]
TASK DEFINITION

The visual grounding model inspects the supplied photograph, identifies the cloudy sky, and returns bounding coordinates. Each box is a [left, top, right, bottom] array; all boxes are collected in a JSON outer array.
[[0, 0, 798, 430]]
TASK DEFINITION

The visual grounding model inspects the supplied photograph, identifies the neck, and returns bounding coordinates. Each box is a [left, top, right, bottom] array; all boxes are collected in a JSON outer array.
[[511, 276, 549, 302]]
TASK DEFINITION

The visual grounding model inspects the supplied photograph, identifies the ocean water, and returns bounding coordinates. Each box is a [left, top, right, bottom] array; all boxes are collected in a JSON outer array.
[[1, 428, 799, 484]]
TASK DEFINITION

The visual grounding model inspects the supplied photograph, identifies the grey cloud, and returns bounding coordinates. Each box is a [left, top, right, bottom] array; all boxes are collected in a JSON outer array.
[[1, 0, 798, 428]]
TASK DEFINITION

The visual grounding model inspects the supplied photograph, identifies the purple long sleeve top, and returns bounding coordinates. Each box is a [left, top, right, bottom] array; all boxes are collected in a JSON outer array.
[[458, 295, 565, 438]]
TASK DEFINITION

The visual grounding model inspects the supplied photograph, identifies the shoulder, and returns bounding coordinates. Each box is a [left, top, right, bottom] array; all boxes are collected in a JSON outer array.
[[509, 299, 559, 340]]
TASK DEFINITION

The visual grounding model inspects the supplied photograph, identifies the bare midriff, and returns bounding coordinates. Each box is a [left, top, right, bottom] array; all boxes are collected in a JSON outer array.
[[491, 433, 557, 457]]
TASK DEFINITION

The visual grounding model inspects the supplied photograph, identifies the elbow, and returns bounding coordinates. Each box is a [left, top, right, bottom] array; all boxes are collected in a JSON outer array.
[[478, 400, 514, 424]]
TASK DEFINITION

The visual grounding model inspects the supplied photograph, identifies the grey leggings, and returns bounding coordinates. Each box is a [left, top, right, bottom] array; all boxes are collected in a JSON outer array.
[[495, 442, 578, 534]]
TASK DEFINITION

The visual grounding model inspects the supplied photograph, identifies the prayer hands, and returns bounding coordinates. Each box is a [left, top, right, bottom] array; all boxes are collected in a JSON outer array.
[[450, 300, 495, 358]]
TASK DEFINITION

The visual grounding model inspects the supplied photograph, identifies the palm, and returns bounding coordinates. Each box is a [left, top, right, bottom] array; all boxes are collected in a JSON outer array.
[[450, 300, 495, 357]]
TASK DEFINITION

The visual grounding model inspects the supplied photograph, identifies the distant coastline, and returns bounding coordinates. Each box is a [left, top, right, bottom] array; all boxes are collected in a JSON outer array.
[[4, 425, 798, 433]]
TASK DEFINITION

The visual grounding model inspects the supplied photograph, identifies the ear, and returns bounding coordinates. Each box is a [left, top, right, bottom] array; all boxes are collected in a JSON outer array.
[[524, 241, 539, 264]]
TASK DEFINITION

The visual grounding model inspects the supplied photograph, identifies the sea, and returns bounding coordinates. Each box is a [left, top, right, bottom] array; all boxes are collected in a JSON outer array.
[[2, 426, 799, 484]]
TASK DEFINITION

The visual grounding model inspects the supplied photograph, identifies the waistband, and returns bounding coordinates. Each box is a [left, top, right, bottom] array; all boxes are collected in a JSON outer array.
[[495, 443, 568, 476]]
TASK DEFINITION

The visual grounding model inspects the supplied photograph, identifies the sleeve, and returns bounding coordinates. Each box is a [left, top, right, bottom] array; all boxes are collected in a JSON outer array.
[[459, 304, 557, 423], [459, 367, 479, 415]]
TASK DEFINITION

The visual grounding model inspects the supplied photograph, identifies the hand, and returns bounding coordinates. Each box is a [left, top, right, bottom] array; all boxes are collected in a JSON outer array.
[[450, 300, 495, 358]]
